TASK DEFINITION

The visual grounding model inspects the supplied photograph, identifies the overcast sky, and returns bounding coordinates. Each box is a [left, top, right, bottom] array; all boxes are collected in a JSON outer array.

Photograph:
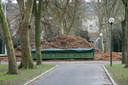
[[2, 0, 17, 4], [12, 0, 17, 3]]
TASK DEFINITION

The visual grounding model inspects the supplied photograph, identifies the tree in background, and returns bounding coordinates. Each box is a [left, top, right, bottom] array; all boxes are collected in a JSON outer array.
[[6, 1, 21, 49], [43, 26, 60, 39], [0, 0, 18, 74], [33, 0, 42, 65], [112, 28, 122, 52], [17, 0, 34, 69], [75, 29, 90, 42], [41, 0, 86, 35]]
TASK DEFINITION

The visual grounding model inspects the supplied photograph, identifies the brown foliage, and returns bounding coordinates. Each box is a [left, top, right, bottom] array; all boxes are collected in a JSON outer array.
[[95, 52, 121, 61]]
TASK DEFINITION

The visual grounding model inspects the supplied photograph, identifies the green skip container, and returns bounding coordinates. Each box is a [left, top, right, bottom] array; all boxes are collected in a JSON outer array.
[[31, 48, 95, 59]]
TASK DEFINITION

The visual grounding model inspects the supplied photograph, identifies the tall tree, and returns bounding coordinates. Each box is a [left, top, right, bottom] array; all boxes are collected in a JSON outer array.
[[17, 0, 34, 69], [121, 19, 126, 64], [122, 0, 128, 67], [33, 0, 42, 65], [0, 0, 18, 74]]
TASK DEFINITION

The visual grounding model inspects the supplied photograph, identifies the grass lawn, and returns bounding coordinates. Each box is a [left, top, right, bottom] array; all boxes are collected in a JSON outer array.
[[0, 64, 56, 85], [118, 52, 122, 55], [105, 64, 128, 85]]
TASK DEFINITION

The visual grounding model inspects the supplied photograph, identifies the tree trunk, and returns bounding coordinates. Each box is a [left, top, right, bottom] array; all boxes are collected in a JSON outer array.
[[18, 0, 34, 69], [104, 0, 109, 53], [60, 21, 64, 34], [121, 20, 126, 64], [34, 0, 42, 65], [0, 1, 18, 74], [104, 35, 109, 52], [124, 6, 128, 68], [18, 21, 34, 69]]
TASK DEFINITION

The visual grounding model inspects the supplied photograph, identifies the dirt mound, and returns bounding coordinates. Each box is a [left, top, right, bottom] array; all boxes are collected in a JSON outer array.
[[15, 34, 121, 61]]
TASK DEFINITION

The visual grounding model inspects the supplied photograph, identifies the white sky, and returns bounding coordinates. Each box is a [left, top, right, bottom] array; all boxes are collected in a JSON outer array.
[[86, 0, 91, 2], [2, 0, 17, 4], [12, 0, 17, 3], [85, 0, 100, 2]]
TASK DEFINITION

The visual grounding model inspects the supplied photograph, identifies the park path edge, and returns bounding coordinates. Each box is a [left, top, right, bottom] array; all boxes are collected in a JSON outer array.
[[102, 65, 117, 85], [24, 65, 59, 85]]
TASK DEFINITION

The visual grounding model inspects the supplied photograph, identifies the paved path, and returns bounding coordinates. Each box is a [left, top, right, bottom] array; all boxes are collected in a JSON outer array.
[[29, 61, 120, 85]]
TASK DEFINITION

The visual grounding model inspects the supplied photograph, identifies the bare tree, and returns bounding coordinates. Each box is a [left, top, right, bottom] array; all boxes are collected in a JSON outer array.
[[121, 19, 126, 64], [41, 0, 85, 35], [33, 0, 42, 65], [17, 0, 34, 69], [0, 0, 18, 74], [122, 0, 128, 68]]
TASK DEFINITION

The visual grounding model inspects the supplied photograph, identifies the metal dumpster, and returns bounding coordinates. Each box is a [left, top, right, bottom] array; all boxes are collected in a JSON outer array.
[[31, 48, 95, 59]]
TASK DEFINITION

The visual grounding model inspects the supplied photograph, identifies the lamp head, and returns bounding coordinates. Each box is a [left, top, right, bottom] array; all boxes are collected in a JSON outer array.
[[100, 33, 103, 36], [36, 0, 39, 4], [109, 17, 115, 24]]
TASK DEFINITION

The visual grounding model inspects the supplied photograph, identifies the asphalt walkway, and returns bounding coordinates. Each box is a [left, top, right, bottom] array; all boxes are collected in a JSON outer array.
[[28, 61, 121, 85]]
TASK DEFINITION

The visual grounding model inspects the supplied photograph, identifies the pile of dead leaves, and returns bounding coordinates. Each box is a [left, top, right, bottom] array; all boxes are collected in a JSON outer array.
[[0, 57, 21, 62], [95, 52, 121, 61]]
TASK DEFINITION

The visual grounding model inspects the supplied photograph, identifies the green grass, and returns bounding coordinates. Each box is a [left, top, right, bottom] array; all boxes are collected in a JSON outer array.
[[118, 52, 122, 55], [0, 64, 56, 85], [105, 64, 128, 85]]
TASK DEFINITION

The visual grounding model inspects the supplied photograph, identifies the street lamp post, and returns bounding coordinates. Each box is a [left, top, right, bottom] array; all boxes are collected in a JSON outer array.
[[109, 17, 115, 66], [97, 37, 100, 49], [100, 33, 103, 52]]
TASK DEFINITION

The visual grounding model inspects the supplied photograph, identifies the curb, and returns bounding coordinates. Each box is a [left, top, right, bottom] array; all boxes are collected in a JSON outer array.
[[24, 65, 58, 85], [102, 65, 117, 85]]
